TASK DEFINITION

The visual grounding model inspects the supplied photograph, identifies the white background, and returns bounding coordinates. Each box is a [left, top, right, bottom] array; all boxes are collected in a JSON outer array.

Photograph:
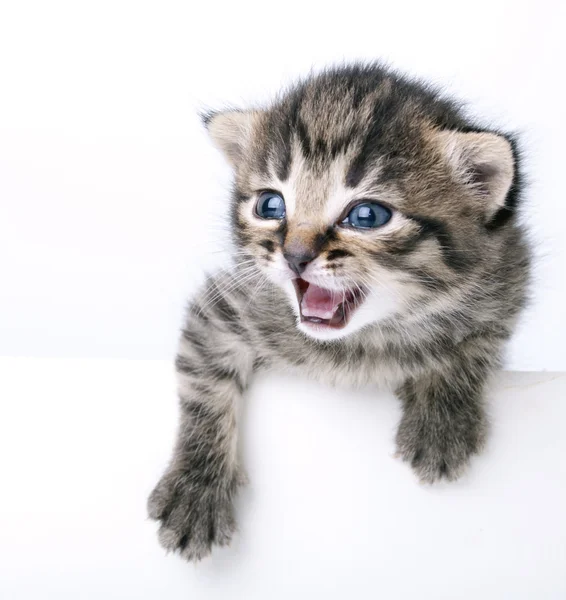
[[0, 0, 565, 369], [0, 360, 565, 599], [1, 2, 566, 599]]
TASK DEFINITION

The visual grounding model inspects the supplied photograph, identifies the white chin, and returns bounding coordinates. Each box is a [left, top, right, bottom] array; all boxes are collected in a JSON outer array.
[[297, 320, 357, 341]]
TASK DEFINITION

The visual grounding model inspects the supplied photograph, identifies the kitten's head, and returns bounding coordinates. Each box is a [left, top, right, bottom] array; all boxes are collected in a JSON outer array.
[[205, 64, 522, 341]]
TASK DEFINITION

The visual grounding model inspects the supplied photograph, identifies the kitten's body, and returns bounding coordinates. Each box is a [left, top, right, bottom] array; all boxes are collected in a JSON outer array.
[[148, 64, 530, 561]]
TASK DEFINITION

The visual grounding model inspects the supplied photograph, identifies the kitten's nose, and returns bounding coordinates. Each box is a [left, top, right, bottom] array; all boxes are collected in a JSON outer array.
[[283, 249, 317, 276]]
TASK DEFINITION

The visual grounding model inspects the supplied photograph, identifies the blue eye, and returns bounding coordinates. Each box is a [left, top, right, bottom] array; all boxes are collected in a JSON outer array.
[[256, 191, 286, 219], [342, 202, 392, 229]]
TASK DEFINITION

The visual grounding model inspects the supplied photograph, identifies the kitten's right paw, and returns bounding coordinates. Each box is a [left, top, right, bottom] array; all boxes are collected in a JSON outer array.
[[147, 468, 244, 561]]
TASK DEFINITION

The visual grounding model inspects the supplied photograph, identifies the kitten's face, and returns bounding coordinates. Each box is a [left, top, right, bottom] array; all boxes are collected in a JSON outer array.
[[206, 68, 515, 340], [233, 154, 432, 341]]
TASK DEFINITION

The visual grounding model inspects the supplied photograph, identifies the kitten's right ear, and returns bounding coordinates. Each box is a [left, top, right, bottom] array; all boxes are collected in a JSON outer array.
[[202, 110, 260, 169]]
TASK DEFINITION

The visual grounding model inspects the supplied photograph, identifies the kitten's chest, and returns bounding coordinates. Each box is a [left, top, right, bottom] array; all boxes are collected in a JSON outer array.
[[261, 329, 405, 389], [308, 344, 404, 389], [248, 286, 408, 388]]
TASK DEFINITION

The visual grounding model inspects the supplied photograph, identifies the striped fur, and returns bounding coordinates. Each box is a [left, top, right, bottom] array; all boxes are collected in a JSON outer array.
[[148, 63, 531, 561]]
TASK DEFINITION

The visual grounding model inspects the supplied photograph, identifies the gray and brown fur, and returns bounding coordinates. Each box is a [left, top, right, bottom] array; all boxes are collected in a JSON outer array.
[[148, 63, 531, 561]]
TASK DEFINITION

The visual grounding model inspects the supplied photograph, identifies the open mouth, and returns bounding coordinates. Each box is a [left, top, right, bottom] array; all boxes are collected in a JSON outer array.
[[292, 278, 366, 329]]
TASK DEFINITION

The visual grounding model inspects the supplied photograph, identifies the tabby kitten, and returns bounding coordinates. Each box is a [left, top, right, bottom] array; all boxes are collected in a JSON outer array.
[[148, 63, 530, 561]]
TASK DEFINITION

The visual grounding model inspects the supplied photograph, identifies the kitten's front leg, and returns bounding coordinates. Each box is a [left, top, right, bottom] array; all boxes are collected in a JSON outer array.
[[395, 349, 495, 483], [148, 303, 253, 561]]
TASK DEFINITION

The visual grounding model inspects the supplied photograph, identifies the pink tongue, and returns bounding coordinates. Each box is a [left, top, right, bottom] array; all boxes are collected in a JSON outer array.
[[301, 284, 343, 320]]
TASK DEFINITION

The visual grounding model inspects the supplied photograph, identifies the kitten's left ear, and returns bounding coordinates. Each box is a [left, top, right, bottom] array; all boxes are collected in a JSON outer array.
[[203, 109, 260, 169], [436, 130, 515, 219]]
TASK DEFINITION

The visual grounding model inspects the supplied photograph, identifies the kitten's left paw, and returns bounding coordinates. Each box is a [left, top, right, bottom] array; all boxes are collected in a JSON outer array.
[[395, 420, 484, 484], [395, 441, 470, 484]]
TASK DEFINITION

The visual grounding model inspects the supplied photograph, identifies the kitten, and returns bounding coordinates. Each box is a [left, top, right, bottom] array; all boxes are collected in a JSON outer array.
[[148, 63, 530, 561]]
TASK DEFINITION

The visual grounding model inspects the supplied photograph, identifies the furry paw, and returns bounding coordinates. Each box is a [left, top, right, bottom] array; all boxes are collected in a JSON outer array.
[[395, 419, 485, 484], [147, 468, 244, 561]]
